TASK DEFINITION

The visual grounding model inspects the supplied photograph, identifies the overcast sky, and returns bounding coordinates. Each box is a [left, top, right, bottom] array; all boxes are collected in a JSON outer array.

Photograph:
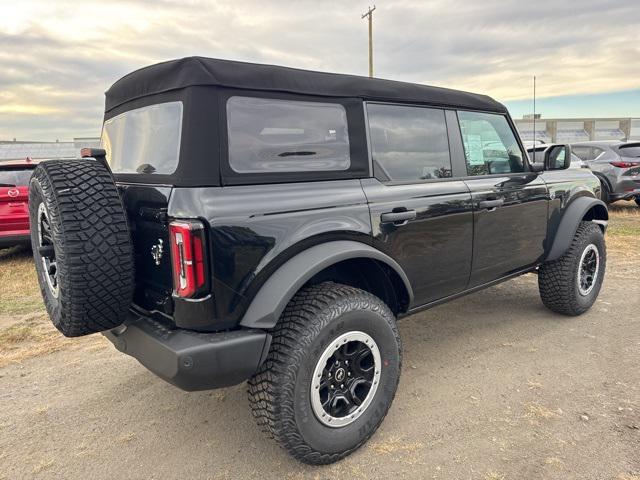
[[1, 0, 639, 141]]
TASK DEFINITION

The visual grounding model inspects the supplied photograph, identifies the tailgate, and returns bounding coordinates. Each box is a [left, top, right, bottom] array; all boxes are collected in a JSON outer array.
[[118, 184, 174, 314], [0, 186, 29, 235]]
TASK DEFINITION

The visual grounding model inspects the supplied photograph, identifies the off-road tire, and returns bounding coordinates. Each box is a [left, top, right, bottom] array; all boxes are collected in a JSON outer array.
[[29, 160, 134, 337], [248, 282, 402, 465], [538, 221, 606, 316], [634, 196, 640, 208]]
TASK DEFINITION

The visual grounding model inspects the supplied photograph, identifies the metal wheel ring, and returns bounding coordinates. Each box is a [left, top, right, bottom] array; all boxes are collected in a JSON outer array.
[[577, 243, 600, 296], [310, 331, 381, 428]]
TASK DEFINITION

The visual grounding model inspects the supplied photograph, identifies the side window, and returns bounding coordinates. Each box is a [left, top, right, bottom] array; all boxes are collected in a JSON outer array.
[[572, 146, 592, 161], [457, 111, 525, 176], [367, 104, 452, 182], [591, 147, 604, 160], [226, 96, 350, 173]]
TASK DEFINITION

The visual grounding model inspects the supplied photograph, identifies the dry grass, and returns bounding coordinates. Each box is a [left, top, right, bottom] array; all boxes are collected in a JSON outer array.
[[0, 246, 42, 316], [606, 201, 640, 266], [32, 459, 54, 474], [369, 436, 424, 455], [0, 314, 74, 367], [526, 403, 562, 421], [0, 313, 106, 368], [617, 475, 640, 480]]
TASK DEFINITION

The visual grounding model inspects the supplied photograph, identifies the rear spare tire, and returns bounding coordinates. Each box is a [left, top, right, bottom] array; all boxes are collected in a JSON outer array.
[[29, 159, 134, 337]]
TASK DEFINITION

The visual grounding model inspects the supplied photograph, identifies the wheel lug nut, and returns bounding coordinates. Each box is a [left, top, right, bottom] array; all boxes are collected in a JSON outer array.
[[347, 372, 351, 376], [340, 384, 344, 388]]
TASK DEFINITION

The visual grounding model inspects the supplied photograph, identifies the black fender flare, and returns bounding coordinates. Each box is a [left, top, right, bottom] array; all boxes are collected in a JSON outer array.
[[546, 197, 608, 262], [239, 240, 413, 329]]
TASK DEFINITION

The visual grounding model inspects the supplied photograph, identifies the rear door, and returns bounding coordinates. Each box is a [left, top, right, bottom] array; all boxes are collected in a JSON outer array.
[[454, 110, 548, 287], [117, 184, 173, 314], [0, 167, 33, 237], [102, 101, 185, 314], [361, 103, 473, 307]]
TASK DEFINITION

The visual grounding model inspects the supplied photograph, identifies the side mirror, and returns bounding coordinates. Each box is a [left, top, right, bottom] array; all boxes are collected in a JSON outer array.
[[544, 145, 571, 170], [530, 161, 544, 173]]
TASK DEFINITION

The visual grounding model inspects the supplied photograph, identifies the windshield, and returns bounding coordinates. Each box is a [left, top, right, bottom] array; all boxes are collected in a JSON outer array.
[[0, 168, 34, 186], [101, 101, 183, 175]]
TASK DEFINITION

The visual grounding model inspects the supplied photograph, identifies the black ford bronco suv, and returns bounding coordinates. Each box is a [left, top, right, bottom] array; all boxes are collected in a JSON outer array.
[[29, 57, 608, 465]]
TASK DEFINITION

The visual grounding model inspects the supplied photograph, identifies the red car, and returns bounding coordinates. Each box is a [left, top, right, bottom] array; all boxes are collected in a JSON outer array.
[[0, 159, 39, 249]]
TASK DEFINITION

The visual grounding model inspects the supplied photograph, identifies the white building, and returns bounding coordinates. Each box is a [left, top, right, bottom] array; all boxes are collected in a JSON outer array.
[[514, 118, 640, 144], [0, 138, 100, 161]]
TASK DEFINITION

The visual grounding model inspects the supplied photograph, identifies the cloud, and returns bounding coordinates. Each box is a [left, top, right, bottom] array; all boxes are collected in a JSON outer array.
[[0, 0, 639, 140]]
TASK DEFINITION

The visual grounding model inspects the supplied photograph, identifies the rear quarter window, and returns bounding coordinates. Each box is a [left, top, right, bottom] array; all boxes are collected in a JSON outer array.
[[101, 101, 183, 175], [226, 96, 351, 173], [618, 144, 640, 158]]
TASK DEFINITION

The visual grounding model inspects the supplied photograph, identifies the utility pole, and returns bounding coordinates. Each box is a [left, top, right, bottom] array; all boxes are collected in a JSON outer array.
[[533, 75, 536, 143], [362, 5, 376, 77]]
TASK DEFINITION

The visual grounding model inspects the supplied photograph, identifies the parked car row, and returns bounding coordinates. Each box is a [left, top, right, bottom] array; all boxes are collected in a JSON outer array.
[[571, 141, 640, 206], [527, 141, 640, 206]]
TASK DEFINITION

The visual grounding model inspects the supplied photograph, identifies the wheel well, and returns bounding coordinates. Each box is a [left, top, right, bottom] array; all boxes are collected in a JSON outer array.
[[304, 258, 410, 315], [593, 172, 613, 191], [582, 203, 608, 232]]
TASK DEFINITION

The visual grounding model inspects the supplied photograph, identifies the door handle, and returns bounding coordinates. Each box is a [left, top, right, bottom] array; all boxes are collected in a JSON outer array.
[[478, 199, 504, 210], [380, 209, 417, 224]]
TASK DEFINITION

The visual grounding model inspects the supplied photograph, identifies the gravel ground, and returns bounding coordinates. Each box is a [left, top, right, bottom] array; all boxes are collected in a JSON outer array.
[[1, 221, 639, 479]]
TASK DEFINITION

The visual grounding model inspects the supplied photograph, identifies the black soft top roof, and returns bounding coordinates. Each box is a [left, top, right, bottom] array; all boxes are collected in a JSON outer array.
[[105, 56, 507, 114]]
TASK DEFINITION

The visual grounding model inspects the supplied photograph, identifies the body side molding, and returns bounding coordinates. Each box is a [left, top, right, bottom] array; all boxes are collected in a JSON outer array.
[[239, 240, 413, 329]]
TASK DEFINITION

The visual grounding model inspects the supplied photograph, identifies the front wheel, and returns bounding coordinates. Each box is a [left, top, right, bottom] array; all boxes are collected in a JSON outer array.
[[248, 282, 402, 465], [538, 221, 606, 316]]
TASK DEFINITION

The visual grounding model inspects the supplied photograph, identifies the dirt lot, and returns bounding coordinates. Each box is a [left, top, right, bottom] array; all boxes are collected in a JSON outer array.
[[1, 203, 639, 480]]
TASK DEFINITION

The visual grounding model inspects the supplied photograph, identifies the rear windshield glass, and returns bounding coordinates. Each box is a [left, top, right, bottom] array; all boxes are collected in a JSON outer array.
[[0, 168, 34, 186], [226, 96, 350, 173], [101, 102, 183, 175], [618, 144, 640, 158]]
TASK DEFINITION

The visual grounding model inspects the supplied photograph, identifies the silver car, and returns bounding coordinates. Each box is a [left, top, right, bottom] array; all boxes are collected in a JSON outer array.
[[527, 144, 586, 170], [571, 141, 640, 206]]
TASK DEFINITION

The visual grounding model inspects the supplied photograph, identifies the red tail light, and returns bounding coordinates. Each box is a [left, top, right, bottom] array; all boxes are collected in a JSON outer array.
[[169, 220, 207, 298], [610, 160, 640, 168]]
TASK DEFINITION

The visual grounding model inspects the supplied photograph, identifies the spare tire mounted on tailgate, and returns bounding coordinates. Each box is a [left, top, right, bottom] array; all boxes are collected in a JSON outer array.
[[29, 159, 134, 337]]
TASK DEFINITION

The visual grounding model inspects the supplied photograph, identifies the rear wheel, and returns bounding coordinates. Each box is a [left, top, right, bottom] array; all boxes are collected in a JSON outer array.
[[29, 160, 134, 337], [634, 196, 640, 208], [248, 282, 402, 465], [538, 221, 606, 316]]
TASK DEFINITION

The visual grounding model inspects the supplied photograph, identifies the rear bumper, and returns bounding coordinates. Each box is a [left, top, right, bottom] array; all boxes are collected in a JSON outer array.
[[0, 233, 30, 248], [611, 179, 640, 200], [103, 311, 271, 391]]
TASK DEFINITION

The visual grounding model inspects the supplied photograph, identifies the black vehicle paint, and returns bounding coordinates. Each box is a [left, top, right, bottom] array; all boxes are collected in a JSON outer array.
[[168, 180, 373, 327], [93, 57, 608, 391]]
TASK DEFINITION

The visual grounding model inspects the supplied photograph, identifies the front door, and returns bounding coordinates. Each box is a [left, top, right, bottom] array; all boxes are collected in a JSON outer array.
[[362, 103, 473, 307], [455, 110, 549, 287]]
